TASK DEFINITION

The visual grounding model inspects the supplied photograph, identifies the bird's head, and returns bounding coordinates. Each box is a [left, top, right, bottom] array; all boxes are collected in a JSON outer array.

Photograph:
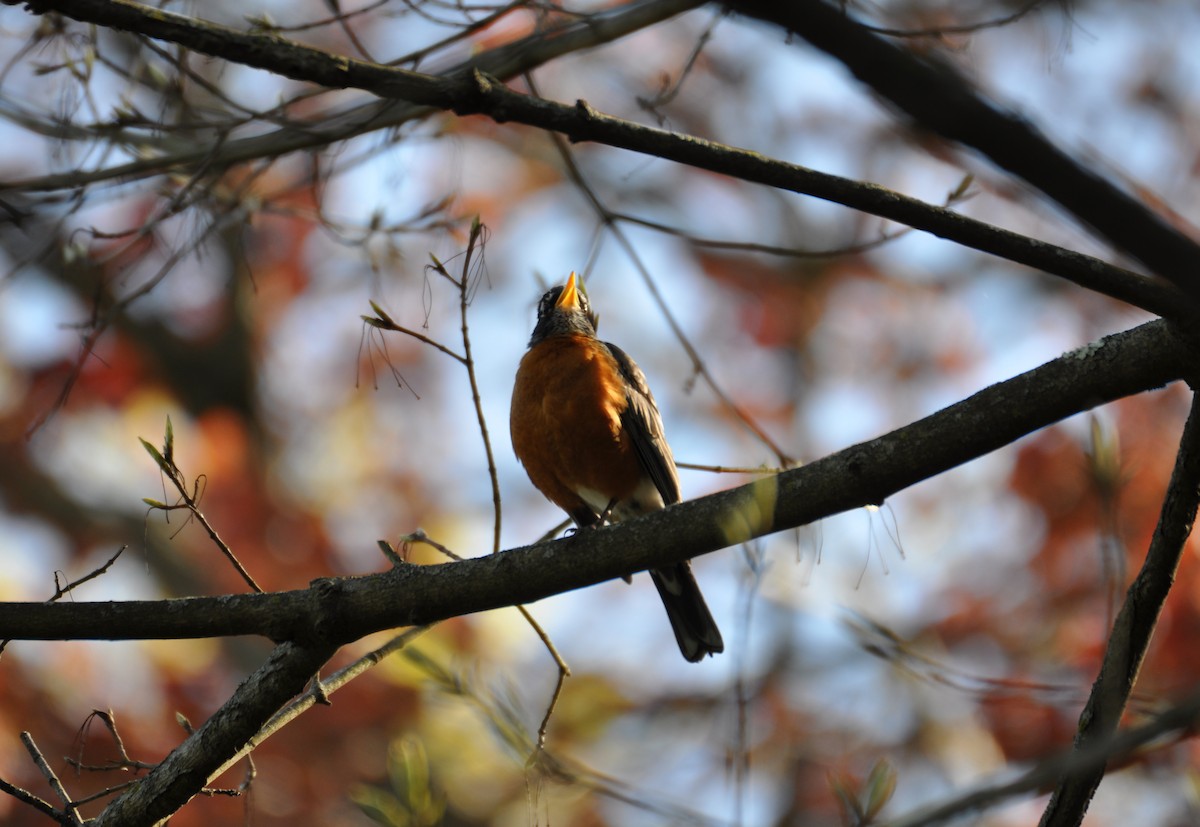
[[528, 271, 600, 345]]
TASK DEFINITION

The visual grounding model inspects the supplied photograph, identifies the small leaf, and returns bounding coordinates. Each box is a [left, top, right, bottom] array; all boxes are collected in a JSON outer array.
[[427, 253, 448, 278], [949, 173, 974, 201], [139, 437, 166, 470], [145, 62, 169, 91], [368, 300, 395, 326], [377, 540, 405, 566], [864, 759, 897, 819], [163, 416, 174, 465], [244, 11, 277, 30], [829, 772, 864, 823], [175, 711, 194, 733], [142, 498, 167, 508]]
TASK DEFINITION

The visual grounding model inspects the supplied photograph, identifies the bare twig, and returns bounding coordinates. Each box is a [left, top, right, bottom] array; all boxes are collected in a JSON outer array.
[[0, 775, 68, 824], [21, 732, 83, 826], [362, 300, 465, 362], [140, 417, 264, 593], [637, 7, 725, 120], [429, 219, 504, 554], [612, 209, 914, 259], [68, 710, 155, 774], [402, 530, 572, 679], [370, 223, 573, 733], [25, 176, 260, 434], [865, 0, 1049, 39], [401, 529, 571, 752], [49, 546, 126, 601], [677, 461, 786, 475]]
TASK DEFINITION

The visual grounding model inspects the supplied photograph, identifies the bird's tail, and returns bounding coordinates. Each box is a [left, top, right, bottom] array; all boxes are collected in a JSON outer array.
[[650, 563, 724, 662]]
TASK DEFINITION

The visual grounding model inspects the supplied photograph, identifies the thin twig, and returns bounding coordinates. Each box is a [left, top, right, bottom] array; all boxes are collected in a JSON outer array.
[[400, 530, 572, 749], [21, 732, 83, 826], [448, 220, 504, 554], [141, 418, 264, 593], [0, 546, 126, 655], [68, 780, 138, 807], [68, 710, 156, 774], [375, 226, 572, 727], [203, 627, 433, 786], [637, 7, 725, 120], [865, 0, 1049, 39], [0, 776, 65, 823], [26, 176, 258, 435], [613, 209, 915, 259], [401, 530, 571, 676], [676, 461, 786, 475], [50, 546, 126, 601], [885, 687, 1200, 827]]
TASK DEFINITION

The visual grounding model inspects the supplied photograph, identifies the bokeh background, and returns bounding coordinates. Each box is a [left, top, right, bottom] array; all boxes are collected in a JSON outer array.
[[1, 0, 1199, 824]]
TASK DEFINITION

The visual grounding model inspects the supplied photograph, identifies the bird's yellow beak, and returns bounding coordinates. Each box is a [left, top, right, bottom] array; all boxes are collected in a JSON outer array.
[[556, 271, 583, 310]]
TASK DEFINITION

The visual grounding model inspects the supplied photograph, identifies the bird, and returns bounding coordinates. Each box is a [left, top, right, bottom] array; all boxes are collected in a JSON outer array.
[[510, 272, 724, 662]]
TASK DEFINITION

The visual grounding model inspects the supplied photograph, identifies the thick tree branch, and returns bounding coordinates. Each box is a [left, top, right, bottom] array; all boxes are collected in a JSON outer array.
[[1039, 393, 1200, 826], [92, 640, 338, 827], [0, 319, 1190, 646], [726, 0, 1200, 309], [2, 0, 1183, 318]]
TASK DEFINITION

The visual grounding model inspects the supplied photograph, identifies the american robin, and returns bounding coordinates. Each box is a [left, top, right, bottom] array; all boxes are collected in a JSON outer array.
[[510, 272, 724, 662]]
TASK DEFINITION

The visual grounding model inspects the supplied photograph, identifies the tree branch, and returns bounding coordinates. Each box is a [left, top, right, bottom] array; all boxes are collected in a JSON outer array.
[[1039, 392, 1200, 826], [0, 319, 1190, 647], [886, 685, 1200, 827], [725, 0, 1200, 308], [91, 640, 338, 827], [2, 0, 1183, 318], [0, 0, 704, 192]]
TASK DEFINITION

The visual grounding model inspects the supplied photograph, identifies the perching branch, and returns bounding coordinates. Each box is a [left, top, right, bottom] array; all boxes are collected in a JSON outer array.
[[0, 316, 1183, 826], [0, 318, 1190, 647]]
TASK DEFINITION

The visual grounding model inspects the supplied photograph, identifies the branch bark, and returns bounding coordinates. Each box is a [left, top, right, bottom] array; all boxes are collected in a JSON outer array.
[[92, 640, 338, 827], [0, 319, 1190, 647], [1039, 393, 1200, 826], [0, 319, 1182, 827]]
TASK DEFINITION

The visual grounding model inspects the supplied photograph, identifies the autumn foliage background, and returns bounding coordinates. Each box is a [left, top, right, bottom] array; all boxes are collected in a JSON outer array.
[[1, 1, 1200, 825]]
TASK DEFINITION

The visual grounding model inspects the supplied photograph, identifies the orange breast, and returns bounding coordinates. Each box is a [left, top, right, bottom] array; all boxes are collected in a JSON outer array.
[[510, 334, 642, 517]]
